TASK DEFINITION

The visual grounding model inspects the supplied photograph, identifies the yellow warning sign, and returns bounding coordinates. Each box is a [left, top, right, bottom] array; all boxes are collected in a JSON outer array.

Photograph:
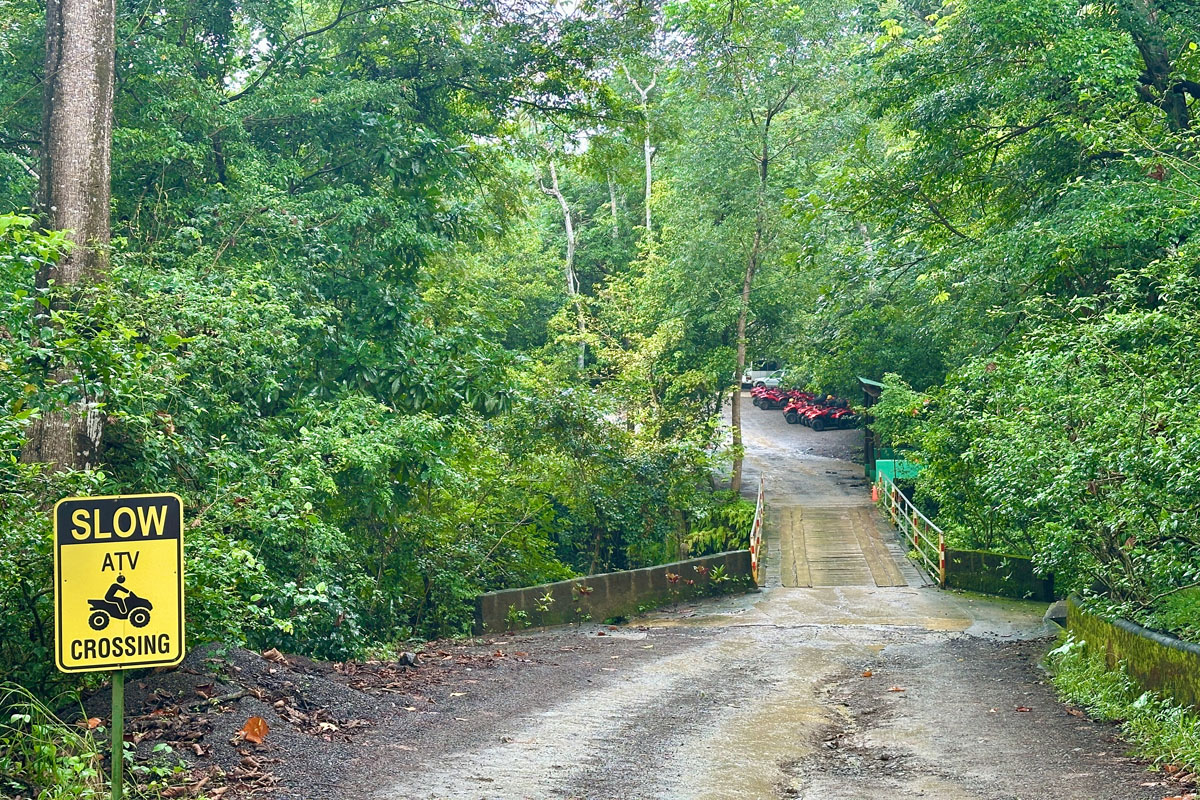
[[53, 494, 185, 673]]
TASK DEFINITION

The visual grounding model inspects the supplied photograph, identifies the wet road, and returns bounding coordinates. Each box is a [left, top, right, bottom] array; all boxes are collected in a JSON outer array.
[[367, 396, 1162, 800]]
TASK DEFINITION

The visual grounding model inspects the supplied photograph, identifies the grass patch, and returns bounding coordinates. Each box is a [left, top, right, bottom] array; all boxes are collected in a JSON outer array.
[[0, 682, 104, 799], [1047, 636, 1200, 772]]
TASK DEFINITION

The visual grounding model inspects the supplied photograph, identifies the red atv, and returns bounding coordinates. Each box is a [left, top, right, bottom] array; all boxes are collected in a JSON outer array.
[[757, 387, 790, 410], [808, 405, 859, 431], [782, 394, 817, 424]]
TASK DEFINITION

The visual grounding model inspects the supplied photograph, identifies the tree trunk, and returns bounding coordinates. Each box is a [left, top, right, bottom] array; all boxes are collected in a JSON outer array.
[[23, 0, 116, 470], [542, 161, 585, 370], [643, 124, 653, 235], [1118, 0, 1191, 130], [620, 64, 657, 237], [608, 172, 620, 241], [730, 138, 772, 494]]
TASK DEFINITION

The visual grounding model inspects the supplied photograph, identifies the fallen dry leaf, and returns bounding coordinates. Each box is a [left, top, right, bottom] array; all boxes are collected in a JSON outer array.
[[861, 670, 873, 678], [239, 716, 269, 744], [1015, 706, 1032, 712], [887, 686, 906, 692], [83, 717, 102, 729], [261, 648, 287, 664]]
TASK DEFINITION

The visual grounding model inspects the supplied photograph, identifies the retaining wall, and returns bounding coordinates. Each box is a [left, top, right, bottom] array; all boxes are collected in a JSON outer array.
[[1067, 596, 1200, 710], [944, 549, 1055, 601], [475, 550, 754, 634]]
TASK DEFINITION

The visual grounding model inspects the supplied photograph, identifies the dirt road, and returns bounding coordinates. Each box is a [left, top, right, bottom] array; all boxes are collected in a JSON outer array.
[[349, 397, 1165, 800]]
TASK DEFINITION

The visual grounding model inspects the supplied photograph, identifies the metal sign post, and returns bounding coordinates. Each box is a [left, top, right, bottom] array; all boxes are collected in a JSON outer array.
[[52, 493, 185, 798], [111, 669, 125, 800]]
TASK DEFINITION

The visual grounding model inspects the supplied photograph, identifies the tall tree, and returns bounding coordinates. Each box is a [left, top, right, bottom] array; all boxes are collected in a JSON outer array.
[[22, 0, 116, 469], [621, 62, 658, 237], [541, 159, 587, 369], [671, 0, 825, 493], [1117, 0, 1199, 130]]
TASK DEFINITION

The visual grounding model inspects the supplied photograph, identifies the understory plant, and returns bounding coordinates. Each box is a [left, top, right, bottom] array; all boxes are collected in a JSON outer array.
[[1047, 636, 1200, 773], [0, 683, 103, 799]]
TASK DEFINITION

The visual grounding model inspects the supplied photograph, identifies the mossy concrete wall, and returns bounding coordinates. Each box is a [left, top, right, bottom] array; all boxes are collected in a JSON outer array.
[[1068, 595, 1200, 710], [944, 548, 1055, 601], [475, 550, 754, 634]]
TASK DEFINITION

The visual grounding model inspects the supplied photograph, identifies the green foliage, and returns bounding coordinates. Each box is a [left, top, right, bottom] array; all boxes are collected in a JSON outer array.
[[1142, 590, 1200, 645], [1048, 637, 1200, 771], [0, 683, 103, 798], [685, 493, 755, 558], [2, 0, 1197, 766], [0, 0, 736, 703]]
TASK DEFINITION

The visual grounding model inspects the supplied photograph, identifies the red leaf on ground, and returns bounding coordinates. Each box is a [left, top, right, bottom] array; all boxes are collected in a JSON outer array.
[[240, 716, 269, 744], [1016, 706, 1032, 712], [861, 670, 873, 678]]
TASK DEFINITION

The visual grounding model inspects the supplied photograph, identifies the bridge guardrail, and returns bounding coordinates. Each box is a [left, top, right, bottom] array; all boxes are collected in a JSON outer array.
[[875, 472, 945, 587], [750, 475, 765, 584]]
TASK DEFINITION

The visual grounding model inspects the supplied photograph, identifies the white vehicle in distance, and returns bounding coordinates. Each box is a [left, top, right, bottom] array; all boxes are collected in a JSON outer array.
[[741, 360, 782, 387], [752, 369, 786, 388]]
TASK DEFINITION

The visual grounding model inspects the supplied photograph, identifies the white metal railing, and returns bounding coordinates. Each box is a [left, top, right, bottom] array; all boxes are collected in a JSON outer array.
[[875, 471, 945, 587], [750, 475, 765, 584]]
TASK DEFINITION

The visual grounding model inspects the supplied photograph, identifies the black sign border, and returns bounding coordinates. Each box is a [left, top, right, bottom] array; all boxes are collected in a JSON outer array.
[[53, 493, 186, 673]]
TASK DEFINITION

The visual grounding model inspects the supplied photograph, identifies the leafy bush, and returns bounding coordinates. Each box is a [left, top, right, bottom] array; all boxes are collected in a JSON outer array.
[[0, 208, 733, 697], [1140, 589, 1200, 645]]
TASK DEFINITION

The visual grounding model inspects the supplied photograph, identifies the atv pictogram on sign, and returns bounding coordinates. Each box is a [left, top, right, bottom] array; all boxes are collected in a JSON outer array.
[[87, 575, 154, 631]]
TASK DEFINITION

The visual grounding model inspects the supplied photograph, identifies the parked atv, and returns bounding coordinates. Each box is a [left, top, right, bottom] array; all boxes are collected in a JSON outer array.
[[783, 396, 810, 424], [808, 405, 859, 431], [758, 387, 789, 410]]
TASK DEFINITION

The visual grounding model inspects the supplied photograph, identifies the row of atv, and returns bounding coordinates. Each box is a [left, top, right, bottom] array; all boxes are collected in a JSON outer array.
[[750, 387, 860, 432]]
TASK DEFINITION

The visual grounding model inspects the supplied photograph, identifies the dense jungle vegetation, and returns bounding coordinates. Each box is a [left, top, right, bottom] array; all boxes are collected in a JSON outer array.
[[2, 0, 1199, 713]]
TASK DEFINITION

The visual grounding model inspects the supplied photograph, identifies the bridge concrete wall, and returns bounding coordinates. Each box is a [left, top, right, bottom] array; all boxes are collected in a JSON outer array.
[[475, 550, 754, 634], [944, 548, 1055, 601], [1067, 595, 1200, 710]]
